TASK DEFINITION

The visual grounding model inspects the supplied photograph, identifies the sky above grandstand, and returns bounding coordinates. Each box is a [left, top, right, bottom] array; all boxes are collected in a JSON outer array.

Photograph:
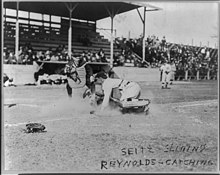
[[4, 1, 218, 48], [97, 2, 218, 48]]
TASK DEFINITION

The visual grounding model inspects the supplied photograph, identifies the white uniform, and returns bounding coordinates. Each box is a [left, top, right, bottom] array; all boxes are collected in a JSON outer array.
[[101, 78, 141, 110], [4, 73, 15, 87], [170, 63, 176, 83], [160, 63, 172, 88]]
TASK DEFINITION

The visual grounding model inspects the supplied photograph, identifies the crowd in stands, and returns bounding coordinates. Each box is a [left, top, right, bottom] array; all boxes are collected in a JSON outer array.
[[115, 35, 218, 80], [3, 34, 218, 82], [4, 43, 35, 65], [4, 43, 108, 66], [72, 48, 108, 67]]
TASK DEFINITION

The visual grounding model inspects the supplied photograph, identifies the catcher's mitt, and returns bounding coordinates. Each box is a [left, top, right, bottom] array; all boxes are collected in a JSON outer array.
[[25, 123, 46, 133]]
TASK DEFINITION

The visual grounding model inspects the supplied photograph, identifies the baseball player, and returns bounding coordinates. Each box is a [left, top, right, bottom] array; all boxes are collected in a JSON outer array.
[[3, 73, 16, 87], [64, 60, 81, 97], [94, 72, 141, 111], [170, 60, 176, 85], [160, 60, 172, 89]]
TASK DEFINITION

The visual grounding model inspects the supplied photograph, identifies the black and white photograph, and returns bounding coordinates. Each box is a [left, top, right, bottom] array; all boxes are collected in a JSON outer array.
[[2, 0, 219, 173]]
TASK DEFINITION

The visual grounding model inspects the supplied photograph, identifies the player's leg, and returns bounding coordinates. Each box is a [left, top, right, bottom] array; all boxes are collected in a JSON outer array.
[[161, 72, 166, 88], [66, 83, 72, 97], [170, 71, 174, 85], [167, 72, 171, 86]]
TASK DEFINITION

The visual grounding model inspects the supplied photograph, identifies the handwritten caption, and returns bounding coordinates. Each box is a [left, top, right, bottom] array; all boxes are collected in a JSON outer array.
[[101, 143, 214, 170]]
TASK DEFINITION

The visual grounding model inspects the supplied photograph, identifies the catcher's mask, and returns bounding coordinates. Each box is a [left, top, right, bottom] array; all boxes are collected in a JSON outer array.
[[65, 60, 76, 73]]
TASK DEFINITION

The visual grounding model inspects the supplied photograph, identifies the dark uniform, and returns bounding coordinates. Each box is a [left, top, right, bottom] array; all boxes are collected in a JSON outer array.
[[64, 60, 81, 97]]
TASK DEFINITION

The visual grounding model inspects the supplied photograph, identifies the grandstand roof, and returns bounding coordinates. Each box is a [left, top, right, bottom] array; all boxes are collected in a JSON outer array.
[[3, 1, 144, 21]]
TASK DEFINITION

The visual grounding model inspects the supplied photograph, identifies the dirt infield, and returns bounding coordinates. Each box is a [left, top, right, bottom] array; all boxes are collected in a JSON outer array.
[[3, 80, 218, 172]]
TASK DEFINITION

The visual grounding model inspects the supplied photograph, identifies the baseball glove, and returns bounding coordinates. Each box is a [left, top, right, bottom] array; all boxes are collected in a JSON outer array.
[[25, 123, 46, 133]]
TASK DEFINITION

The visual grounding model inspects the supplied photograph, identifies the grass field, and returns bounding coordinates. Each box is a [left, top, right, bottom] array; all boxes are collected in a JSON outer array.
[[3, 76, 218, 173]]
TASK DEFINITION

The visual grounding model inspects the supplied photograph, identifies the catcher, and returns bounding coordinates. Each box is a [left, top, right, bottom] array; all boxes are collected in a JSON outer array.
[[64, 60, 82, 97]]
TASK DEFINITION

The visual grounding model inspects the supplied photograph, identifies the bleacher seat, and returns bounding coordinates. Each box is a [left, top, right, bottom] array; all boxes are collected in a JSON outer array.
[[3, 20, 121, 59]]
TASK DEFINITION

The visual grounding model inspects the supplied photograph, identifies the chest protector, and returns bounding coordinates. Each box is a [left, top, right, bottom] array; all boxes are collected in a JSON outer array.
[[66, 61, 86, 89]]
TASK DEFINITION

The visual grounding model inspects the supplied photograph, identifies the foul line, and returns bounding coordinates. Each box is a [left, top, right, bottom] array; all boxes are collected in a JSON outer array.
[[4, 117, 76, 127], [4, 103, 39, 108], [170, 99, 218, 108]]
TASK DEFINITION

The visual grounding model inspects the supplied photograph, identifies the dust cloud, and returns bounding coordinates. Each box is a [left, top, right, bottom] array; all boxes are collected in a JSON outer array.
[[39, 89, 93, 118]]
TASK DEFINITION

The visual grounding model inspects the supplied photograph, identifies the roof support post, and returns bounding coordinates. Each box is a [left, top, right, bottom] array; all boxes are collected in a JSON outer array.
[[105, 5, 122, 67], [65, 3, 78, 59], [142, 7, 146, 62], [28, 11, 30, 33], [137, 5, 162, 63], [110, 15, 114, 67], [68, 9, 72, 59], [15, 0, 19, 64], [4, 8, 6, 23], [137, 7, 146, 62]]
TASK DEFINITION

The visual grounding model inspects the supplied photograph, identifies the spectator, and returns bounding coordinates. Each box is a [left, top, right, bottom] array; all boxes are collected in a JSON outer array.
[[3, 49, 9, 64], [45, 48, 52, 61], [18, 46, 24, 64], [161, 36, 166, 51], [61, 45, 68, 60], [170, 59, 176, 84], [91, 53, 97, 62], [98, 49, 107, 62], [78, 52, 87, 67], [86, 50, 92, 62], [50, 54, 59, 61], [8, 51, 17, 64], [205, 48, 211, 61], [36, 51, 44, 61], [97, 53, 102, 62]]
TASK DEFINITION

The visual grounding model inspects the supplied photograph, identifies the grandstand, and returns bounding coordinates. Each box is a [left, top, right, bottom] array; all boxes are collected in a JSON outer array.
[[3, 1, 148, 85], [4, 1, 158, 64], [3, 18, 120, 59]]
